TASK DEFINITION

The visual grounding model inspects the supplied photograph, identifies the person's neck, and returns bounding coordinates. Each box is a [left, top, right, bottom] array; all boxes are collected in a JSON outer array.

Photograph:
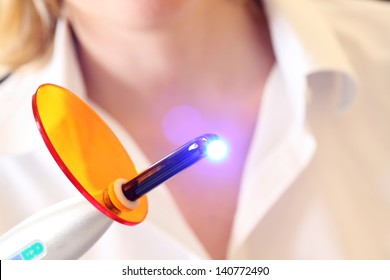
[[69, 1, 274, 111]]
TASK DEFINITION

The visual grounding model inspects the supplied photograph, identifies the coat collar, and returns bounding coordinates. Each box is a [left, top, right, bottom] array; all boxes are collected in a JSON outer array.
[[228, 0, 358, 257], [264, 0, 357, 111]]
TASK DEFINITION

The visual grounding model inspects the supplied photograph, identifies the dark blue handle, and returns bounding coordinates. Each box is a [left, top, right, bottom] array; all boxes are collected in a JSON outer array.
[[122, 134, 219, 201]]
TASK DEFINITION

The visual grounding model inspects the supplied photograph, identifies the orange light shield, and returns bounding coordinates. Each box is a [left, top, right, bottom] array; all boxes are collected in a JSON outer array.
[[32, 84, 148, 225]]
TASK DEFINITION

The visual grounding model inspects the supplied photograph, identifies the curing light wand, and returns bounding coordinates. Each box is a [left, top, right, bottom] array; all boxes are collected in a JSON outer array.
[[102, 133, 228, 213], [0, 134, 228, 260], [122, 133, 226, 201]]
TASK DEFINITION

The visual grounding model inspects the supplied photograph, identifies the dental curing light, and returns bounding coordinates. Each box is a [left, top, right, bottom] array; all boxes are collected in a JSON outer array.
[[0, 133, 224, 260], [0, 84, 228, 259]]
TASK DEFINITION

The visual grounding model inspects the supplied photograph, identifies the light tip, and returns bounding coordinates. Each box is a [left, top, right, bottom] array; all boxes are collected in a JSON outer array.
[[205, 138, 229, 162]]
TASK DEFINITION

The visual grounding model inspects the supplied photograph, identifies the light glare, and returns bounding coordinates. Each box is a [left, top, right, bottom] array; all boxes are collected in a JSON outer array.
[[206, 139, 229, 161]]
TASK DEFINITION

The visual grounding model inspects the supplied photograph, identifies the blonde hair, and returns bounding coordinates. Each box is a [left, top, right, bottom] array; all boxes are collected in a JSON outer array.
[[0, 0, 62, 71]]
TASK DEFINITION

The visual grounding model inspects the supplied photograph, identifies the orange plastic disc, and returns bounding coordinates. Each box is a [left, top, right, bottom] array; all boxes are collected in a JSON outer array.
[[32, 84, 148, 225]]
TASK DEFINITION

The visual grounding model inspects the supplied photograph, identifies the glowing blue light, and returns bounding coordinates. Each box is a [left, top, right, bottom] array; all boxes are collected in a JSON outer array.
[[206, 139, 229, 162]]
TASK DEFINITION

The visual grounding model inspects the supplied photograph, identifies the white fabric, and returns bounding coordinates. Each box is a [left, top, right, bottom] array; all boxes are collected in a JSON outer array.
[[1, 0, 390, 259]]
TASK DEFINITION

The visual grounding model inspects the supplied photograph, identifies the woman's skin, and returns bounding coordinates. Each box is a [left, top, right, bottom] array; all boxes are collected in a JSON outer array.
[[64, 0, 274, 259]]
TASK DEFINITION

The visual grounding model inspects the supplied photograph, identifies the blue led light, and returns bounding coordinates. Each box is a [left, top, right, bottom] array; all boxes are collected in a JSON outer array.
[[205, 139, 229, 162]]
